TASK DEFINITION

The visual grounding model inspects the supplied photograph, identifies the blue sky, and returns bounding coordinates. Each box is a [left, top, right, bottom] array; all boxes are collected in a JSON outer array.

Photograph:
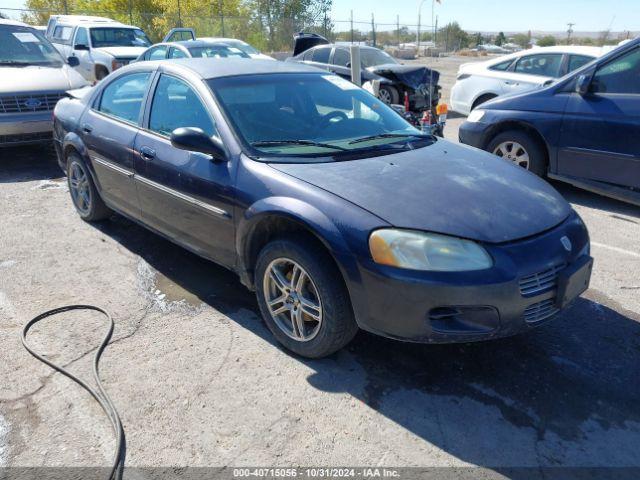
[[331, 0, 638, 32], [2, 0, 638, 33]]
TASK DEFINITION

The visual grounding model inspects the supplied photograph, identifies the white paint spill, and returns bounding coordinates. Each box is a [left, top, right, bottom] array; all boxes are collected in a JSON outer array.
[[0, 260, 16, 269], [0, 291, 15, 318], [0, 413, 10, 466], [592, 242, 640, 259]]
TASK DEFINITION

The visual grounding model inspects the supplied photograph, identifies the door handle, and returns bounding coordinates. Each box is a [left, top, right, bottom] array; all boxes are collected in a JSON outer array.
[[81, 123, 93, 133], [139, 146, 156, 160]]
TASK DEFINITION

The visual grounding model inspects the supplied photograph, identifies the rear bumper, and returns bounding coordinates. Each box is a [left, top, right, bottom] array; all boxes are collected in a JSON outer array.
[[347, 213, 590, 343], [0, 112, 53, 146]]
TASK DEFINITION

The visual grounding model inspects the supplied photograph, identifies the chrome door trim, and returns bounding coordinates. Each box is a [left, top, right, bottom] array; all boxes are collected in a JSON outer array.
[[135, 174, 230, 219], [91, 155, 134, 178]]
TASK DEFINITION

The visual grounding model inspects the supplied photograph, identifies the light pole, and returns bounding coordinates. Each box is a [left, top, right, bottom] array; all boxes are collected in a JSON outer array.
[[416, 0, 427, 55]]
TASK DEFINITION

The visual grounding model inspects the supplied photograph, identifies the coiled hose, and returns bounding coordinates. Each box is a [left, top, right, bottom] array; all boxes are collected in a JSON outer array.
[[21, 305, 125, 480]]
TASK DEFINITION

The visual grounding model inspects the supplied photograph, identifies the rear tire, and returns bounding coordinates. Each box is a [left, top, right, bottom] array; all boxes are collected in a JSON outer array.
[[487, 130, 547, 177], [67, 153, 112, 221], [378, 85, 400, 105], [255, 236, 358, 358]]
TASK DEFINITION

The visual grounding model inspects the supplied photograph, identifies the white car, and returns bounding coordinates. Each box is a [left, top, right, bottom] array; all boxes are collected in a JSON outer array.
[[200, 37, 275, 60], [450, 46, 605, 115], [45, 15, 152, 82], [0, 19, 87, 146]]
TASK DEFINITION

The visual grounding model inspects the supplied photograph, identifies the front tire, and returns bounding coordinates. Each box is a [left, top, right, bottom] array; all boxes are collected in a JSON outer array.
[[255, 237, 358, 358], [487, 130, 547, 177], [67, 154, 111, 221]]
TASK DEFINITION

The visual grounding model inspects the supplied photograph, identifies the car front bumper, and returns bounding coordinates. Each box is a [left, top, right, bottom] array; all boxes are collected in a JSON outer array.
[[0, 112, 53, 146], [347, 213, 591, 343], [458, 120, 492, 150]]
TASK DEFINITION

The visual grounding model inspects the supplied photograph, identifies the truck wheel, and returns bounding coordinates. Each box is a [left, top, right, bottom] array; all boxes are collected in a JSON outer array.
[[67, 153, 111, 221], [255, 236, 359, 358], [487, 130, 547, 177], [378, 85, 400, 105]]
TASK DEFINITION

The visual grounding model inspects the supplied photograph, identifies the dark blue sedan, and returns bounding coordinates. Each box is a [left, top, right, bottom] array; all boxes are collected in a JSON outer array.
[[53, 59, 592, 358], [459, 38, 640, 206]]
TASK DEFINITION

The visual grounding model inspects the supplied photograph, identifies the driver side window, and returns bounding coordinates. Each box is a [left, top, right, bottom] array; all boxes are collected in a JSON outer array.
[[149, 75, 215, 137], [74, 27, 89, 48], [592, 47, 640, 94]]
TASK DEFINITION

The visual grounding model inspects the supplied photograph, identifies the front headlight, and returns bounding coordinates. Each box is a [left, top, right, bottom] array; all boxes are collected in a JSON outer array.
[[369, 229, 493, 272], [466, 109, 485, 123]]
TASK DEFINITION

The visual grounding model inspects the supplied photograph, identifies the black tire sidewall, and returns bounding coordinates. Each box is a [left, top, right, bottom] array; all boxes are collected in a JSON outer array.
[[379, 85, 400, 105], [255, 238, 358, 358], [487, 130, 547, 177]]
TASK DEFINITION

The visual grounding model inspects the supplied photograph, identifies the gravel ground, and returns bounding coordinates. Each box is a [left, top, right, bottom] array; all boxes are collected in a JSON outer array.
[[1, 56, 639, 476]]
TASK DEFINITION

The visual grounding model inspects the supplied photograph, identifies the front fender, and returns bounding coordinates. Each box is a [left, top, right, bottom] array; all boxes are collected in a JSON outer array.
[[236, 196, 359, 288]]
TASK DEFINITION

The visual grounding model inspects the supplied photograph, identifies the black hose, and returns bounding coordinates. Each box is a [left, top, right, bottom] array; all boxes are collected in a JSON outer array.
[[21, 305, 126, 480]]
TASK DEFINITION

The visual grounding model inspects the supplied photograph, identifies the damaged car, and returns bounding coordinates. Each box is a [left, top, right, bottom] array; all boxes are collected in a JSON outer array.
[[286, 33, 441, 113]]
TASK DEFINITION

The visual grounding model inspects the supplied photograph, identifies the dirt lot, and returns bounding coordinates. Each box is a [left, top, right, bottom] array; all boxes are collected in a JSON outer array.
[[1, 55, 640, 476]]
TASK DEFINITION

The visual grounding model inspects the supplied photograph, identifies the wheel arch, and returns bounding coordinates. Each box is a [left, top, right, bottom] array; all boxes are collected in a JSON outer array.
[[237, 197, 354, 291], [483, 120, 550, 165], [471, 91, 499, 110]]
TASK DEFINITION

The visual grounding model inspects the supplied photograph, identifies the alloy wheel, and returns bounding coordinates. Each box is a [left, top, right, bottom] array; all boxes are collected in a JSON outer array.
[[493, 141, 530, 169], [263, 258, 323, 342], [69, 161, 92, 215], [378, 89, 393, 104]]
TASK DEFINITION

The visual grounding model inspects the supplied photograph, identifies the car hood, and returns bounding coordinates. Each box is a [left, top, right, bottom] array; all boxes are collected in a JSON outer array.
[[367, 63, 440, 89], [270, 140, 570, 244], [0, 65, 87, 93], [94, 46, 148, 58]]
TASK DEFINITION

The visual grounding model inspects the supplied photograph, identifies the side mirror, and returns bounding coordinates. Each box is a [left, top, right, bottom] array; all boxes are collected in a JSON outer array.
[[575, 74, 591, 95], [67, 56, 80, 67], [74, 44, 89, 51], [170, 127, 226, 161]]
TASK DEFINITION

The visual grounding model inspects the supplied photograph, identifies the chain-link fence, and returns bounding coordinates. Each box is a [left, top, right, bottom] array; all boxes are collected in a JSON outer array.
[[0, 6, 448, 56]]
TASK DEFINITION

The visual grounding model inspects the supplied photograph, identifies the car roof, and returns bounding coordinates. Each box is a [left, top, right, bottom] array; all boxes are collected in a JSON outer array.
[[168, 40, 241, 48], [129, 58, 323, 79], [0, 19, 30, 27], [200, 37, 247, 44]]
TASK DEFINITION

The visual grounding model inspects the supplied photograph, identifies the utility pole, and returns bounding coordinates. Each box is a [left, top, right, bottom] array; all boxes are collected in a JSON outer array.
[[350, 10, 354, 44], [219, 0, 225, 36], [128, 0, 133, 25], [396, 15, 400, 46], [371, 13, 376, 47], [567, 22, 575, 44], [177, 0, 182, 27], [63, 0, 68, 15]]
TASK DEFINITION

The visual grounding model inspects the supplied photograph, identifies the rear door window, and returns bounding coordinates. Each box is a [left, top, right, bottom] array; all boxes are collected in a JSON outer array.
[[333, 48, 350, 67], [168, 47, 188, 59], [312, 46, 331, 64], [489, 58, 515, 71], [514, 53, 563, 77], [98, 72, 152, 124], [52, 26, 73, 44], [568, 54, 595, 73]]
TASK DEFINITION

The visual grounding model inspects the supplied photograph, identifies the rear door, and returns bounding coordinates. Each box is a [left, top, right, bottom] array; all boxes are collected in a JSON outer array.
[[80, 71, 153, 218], [133, 73, 236, 265], [557, 46, 640, 189], [502, 52, 563, 95]]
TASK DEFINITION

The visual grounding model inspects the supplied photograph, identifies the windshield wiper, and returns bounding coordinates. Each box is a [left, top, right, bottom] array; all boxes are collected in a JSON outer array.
[[251, 140, 348, 151], [0, 60, 34, 66], [348, 133, 432, 145]]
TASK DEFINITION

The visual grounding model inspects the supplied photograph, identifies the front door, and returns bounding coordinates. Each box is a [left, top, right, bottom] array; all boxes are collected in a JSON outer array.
[[557, 46, 640, 189], [70, 27, 93, 81], [133, 73, 236, 266], [81, 71, 153, 218]]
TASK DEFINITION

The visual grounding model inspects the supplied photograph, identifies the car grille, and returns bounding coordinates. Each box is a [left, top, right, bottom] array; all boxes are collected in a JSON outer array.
[[523, 298, 559, 324], [518, 263, 566, 296], [0, 92, 65, 114]]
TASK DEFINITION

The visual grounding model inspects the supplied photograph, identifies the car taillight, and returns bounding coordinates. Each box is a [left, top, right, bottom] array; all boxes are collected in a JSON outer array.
[[457, 73, 471, 80]]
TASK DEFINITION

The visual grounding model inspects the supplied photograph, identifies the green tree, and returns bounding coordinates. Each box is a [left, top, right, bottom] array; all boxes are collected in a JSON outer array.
[[495, 31, 506, 46], [511, 33, 529, 48], [537, 35, 557, 47], [437, 22, 468, 50]]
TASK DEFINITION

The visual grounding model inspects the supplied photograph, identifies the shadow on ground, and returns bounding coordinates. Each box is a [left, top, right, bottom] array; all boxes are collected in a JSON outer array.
[[0, 145, 62, 183], [93, 214, 640, 470]]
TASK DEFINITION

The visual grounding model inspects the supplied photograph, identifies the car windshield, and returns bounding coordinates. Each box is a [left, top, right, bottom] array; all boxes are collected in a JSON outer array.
[[223, 40, 259, 55], [189, 45, 249, 58], [361, 48, 397, 68], [90, 28, 151, 48], [208, 73, 432, 162], [0, 25, 64, 67]]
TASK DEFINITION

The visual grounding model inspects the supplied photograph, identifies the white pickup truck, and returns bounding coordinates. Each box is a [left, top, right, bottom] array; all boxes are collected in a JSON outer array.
[[45, 15, 152, 82]]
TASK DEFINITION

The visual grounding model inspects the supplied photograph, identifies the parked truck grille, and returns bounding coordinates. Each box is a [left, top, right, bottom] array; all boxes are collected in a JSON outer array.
[[518, 263, 566, 296], [523, 298, 560, 324], [0, 92, 65, 114]]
